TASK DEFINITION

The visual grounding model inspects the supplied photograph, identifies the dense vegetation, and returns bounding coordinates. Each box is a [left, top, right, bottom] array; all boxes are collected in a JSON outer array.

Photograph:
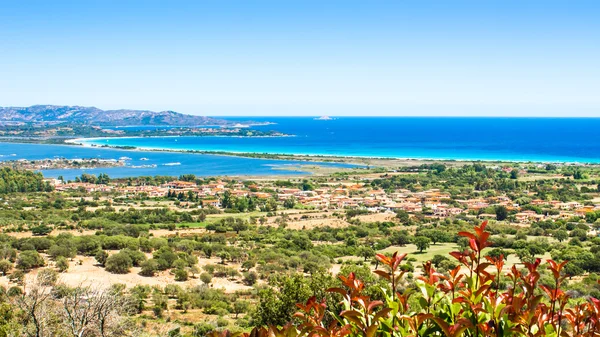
[[0, 167, 52, 194], [0, 163, 598, 335], [215, 222, 600, 336]]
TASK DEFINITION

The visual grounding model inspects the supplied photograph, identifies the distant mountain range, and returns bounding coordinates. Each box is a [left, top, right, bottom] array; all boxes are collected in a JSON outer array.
[[0, 105, 235, 126]]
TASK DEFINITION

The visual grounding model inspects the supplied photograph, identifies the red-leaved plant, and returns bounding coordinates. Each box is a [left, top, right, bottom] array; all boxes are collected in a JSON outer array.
[[210, 221, 600, 336]]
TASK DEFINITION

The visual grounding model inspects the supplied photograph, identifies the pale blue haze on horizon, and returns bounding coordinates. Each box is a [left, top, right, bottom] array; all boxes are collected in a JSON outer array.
[[1, 1, 599, 116]]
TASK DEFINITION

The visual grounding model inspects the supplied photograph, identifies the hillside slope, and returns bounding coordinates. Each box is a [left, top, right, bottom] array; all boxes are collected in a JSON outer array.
[[0, 105, 230, 126]]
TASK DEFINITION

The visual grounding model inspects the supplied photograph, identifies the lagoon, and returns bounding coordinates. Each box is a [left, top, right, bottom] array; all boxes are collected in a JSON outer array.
[[0, 143, 357, 180]]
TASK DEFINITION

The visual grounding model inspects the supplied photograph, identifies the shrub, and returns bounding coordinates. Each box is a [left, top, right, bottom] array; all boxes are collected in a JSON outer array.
[[95, 250, 109, 266], [31, 224, 52, 236], [242, 271, 258, 286], [216, 317, 229, 327], [37, 268, 58, 286], [48, 244, 76, 260], [193, 323, 215, 337], [121, 248, 147, 267], [152, 306, 163, 318], [0, 260, 13, 276], [8, 270, 25, 285], [153, 247, 178, 270], [16, 250, 45, 270], [7, 286, 22, 297], [174, 268, 188, 282], [56, 256, 69, 272], [200, 272, 212, 285], [140, 259, 159, 277], [105, 252, 133, 274]]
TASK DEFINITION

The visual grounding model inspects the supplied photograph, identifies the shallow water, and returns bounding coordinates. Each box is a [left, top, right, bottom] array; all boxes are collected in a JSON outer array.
[[83, 117, 600, 163], [0, 143, 357, 179]]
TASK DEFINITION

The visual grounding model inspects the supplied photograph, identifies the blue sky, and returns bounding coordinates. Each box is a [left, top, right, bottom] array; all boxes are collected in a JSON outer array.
[[1, 0, 599, 116]]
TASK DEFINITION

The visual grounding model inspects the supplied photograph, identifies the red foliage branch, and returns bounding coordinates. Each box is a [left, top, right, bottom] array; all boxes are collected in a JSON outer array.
[[210, 221, 600, 337]]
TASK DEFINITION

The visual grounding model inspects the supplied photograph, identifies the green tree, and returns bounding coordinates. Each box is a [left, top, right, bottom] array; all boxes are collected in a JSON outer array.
[[231, 219, 248, 234], [235, 197, 249, 212], [221, 190, 233, 209], [301, 180, 314, 191], [233, 300, 250, 318], [421, 229, 449, 245], [253, 272, 335, 326], [495, 205, 508, 221], [571, 228, 588, 241], [202, 245, 213, 259], [486, 248, 509, 260], [242, 260, 256, 271], [97, 173, 110, 184], [357, 246, 375, 262], [564, 262, 584, 279], [554, 229, 569, 243], [193, 323, 215, 337], [283, 197, 296, 209], [414, 236, 431, 253], [217, 251, 230, 264], [391, 230, 411, 246], [153, 246, 178, 269], [395, 210, 410, 225]]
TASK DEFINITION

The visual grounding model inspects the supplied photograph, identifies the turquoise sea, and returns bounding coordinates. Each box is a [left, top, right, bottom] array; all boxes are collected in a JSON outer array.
[[86, 117, 600, 163], [3, 117, 600, 179]]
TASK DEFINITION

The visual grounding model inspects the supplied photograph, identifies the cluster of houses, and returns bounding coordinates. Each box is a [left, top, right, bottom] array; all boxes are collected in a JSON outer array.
[[45, 178, 600, 224]]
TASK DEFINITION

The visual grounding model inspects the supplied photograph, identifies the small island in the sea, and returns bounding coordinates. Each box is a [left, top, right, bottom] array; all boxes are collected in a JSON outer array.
[[0, 124, 289, 142]]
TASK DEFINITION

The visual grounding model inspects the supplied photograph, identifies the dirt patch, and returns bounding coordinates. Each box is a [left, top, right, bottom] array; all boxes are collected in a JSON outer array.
[[355, 212, 395, 223], [0, 254, 253, 293], [285, 218, 352, 230], [3, 228, 207, 239], [4, 229, 98, 239]]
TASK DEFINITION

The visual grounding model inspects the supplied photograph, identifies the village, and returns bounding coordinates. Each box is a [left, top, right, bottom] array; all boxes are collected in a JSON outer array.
[[46, 163, 600, 226]]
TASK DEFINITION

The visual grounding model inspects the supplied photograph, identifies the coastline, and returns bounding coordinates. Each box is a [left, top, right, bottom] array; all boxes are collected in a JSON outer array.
[[110, 121, 277, 128], [61, 137, 598, 166]]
